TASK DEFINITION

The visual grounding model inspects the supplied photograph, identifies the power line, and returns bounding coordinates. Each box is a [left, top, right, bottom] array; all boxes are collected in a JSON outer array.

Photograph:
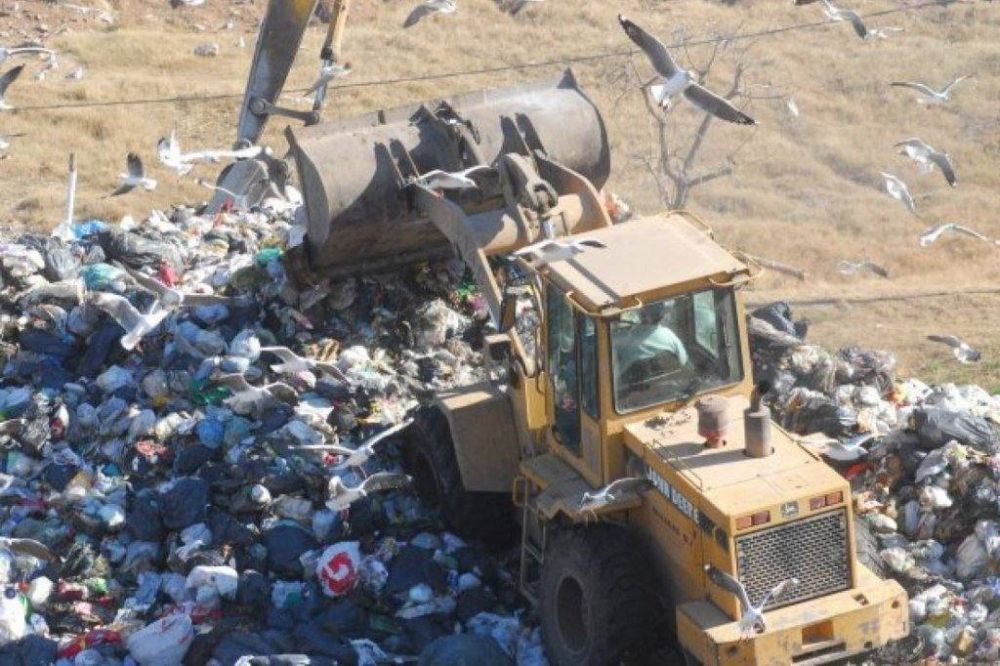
[[11, 0, 965, 112]]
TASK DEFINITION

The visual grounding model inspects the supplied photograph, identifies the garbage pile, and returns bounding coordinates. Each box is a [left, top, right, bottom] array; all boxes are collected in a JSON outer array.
[[750, 302, 1000, 662], [0, 203, 543, 665]]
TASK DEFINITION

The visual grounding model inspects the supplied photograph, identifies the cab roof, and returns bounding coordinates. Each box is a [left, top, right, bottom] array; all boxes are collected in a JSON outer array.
[[536, 212, 748, 312]]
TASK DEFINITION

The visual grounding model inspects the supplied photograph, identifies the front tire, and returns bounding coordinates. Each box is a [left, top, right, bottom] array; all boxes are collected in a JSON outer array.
[[540, 525, 654, 665]]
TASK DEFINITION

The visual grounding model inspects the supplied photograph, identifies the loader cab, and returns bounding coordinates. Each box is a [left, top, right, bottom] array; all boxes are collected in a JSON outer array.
[[527, 212, 755, 487]]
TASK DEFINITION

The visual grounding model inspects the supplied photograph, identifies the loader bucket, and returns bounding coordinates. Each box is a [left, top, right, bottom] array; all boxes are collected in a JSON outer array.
[[286, 69, 610, 275]]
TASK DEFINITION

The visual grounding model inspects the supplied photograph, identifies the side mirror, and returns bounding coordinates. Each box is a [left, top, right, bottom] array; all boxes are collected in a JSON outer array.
[[499, 293, 518, 332]]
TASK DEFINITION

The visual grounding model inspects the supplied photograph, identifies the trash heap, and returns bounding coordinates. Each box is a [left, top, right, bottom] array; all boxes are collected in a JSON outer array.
[[751, 302, 1000, 662], [0, 203, 543, 665]]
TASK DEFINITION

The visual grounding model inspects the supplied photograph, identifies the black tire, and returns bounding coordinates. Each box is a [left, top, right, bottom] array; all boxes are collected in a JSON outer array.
[[540, 525, 655, 666], [404, 406, 515, 549], [854, 515, 886, 579]]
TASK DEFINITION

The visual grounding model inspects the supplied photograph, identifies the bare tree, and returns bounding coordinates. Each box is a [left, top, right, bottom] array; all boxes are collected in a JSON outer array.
[[633, 40, 758, 210]]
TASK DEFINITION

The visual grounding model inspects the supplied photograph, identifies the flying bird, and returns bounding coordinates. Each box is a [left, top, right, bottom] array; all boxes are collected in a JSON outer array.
[[891, 75, 971, 104], [214, 374, 298, 413], [0, 64, 24, 110], [414, 166, 493, 191], [879, 172, 916, 215], [515, 238, 607, 267], [157, 132, 264, 172], [108, 153, 156, 197], [326, 472, 412, 513], [799, 432, 878, 461], [920, 222, 997, 247], [0, 45, 55, 66], [0, 132, 24, 153], [618, 15, 755, 125], [895, 138, 956, 187], [705, 564, 800, 639], [319, 420, 415, 473], [837, 260, 889, 278], [578, 477, 653, 518], [404, 0, 457, 28], [120, 264, 232, 313], [818, 1, 870, 39], [305, 61, 351, 95], [260, 345, 350, 383], [88, 292, 169, 350], [927, 335, 981, 364]]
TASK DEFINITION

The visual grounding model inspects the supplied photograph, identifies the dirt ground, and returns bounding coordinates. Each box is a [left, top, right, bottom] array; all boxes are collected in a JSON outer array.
[[0, 0, 998, 384]]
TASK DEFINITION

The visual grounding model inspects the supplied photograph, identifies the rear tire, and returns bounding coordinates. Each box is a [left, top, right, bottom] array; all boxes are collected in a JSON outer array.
[[404, 406, 515, 549], [540, 525, 654, 666]]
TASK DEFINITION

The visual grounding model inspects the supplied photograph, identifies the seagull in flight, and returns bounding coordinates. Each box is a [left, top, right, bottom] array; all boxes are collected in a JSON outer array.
[[619, 16, 755, 125], [260, 345, 350, 382], [305, 61, 352, 95], [414, 166, 493, 191], [515, 238, 607, 268], [0, 45, 55, 66], [157, 130, 193, 175], [157, 131, 265, 172], [891, 75, 971, 105], [0, 64, 24, 111], [796, 432, 878, 461], [705, 564, 800, 639], [120, 264, 232, 313], [927, 335, 981, 364], [108, 153, 156, 197], [214, 374, 298, 413], [0, 132, 24, 153], [404, 0, 457, 28], [88, 292, 169, 350], [837, 260, 889, 278], [879, 172, 916, 215], [920, 222, 997, 247], [326, 472, 411, 512], [312, 419, 416, 474], [895, 138, 957, 187], [578, 477, 653, 518]]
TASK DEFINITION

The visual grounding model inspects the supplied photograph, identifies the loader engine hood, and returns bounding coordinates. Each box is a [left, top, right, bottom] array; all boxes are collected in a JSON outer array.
[[622, 395, 850, 533], [285, 70, 609, 275]]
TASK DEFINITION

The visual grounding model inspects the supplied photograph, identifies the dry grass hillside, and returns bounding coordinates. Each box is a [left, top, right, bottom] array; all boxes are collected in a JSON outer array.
[[0, 0, 998, 385]]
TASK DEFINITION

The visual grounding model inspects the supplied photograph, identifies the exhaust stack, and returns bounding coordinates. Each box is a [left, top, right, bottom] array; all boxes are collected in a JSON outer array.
[[745, 381, 773, 458]]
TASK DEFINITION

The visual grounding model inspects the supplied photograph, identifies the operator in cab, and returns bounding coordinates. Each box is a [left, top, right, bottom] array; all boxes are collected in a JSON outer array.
[[612, 302, 689, 385]]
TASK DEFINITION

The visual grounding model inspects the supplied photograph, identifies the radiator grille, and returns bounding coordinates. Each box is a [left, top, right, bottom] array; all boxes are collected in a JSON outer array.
[[735, 509, 849, 610]]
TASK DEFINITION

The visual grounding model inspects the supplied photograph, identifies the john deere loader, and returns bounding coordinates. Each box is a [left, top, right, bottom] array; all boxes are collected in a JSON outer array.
[[216, 3, 910, 663]]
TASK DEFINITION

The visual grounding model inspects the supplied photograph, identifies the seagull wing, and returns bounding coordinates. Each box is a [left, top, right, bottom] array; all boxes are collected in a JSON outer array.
[[181, 293, 232, 307], [618, 15, 679, 79], [0, 64, 24, 98], [263, 381, 298, 403], [313, 361, 350, 383], [0, 537, 57, 563], [843, 10, 867, 38], [126, 152, 144, 178], [943, 74, 971, 94], [260, 345, 299, 364], [604, 477, 653, 499], [927, 334, 963, 349], [951, 225, 991, 241], [757, 578, 800, 609], [403, 3, 436, 27], [359, 419, 415, 454], [89, 293, 144, 330], [928, 151, 957, 187], [890, 81, 935, 96], [864, 261, 889, 278], [706, 565, 752, 613], [360, 472, 412, 493], [894, 138, 927, 153], [683, 83, 756, 125], [108, 183, 135, 197], [214, 374, 254, 393], [120, 263, 171, 300]]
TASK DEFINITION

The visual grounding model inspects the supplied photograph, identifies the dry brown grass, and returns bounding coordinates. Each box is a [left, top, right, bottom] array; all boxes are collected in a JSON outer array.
[[0, 0, 998, 382]]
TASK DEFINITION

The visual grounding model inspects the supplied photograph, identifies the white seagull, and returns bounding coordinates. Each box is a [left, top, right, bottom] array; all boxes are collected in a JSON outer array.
[[109, 153, 156, 197], [325, 419, 415, 473], [326, 472, 411, 513], [895, 138, 956, 187], [415, 166, 493, 191], [214, 374, 299, 413], [515, 238, 606, 268], [0, 64, 24, 111], [404, 0, 457, 28], [157, 130, 193, 175], [819, 1, 869, 40], [927, 335, 981, 364], [837, 260, 888, 278], [0, 45, 55, 66], [619, 16, 755, 125], [578, 477, 653, 518], [88, 292, 169, 350], [305, 61, 352, 95], [879, 172, 916, 215], [920, 222, 997, 248], [260, 345, 350, 383], [891, 75, 971, 105], [120, 264, 232, 313], [813, 433, 878, 462], [705, 564, 800, 639], [0, 132, 24, 153], [157, 131, 266, 172]]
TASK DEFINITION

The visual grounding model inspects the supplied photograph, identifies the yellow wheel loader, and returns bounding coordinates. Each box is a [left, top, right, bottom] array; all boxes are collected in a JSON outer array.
[[216, 3, 909, 663]]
